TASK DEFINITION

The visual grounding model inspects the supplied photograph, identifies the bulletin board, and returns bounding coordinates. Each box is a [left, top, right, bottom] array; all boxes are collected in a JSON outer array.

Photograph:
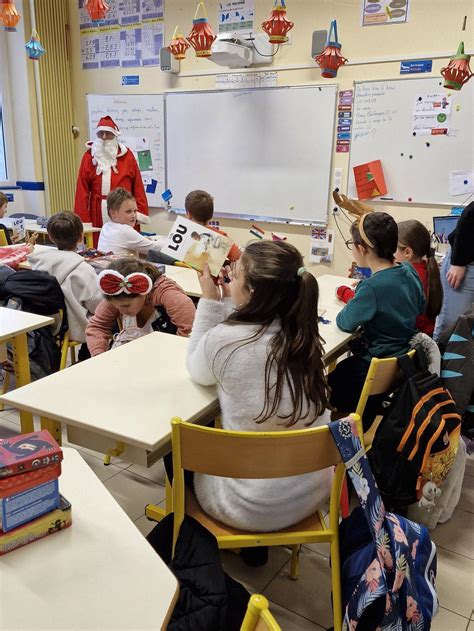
[[348, 77, 474, 206], [165, 85, 338, 225], [87, 94, 165, 207]]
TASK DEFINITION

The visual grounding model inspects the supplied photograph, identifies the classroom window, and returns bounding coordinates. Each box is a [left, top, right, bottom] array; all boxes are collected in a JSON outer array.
[[0, 100, 7, 182]]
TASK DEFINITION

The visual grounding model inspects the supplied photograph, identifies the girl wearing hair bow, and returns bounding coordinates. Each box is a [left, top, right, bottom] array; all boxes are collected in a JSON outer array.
[[185, 240, 332, 541], [86, 259, 195, 356]]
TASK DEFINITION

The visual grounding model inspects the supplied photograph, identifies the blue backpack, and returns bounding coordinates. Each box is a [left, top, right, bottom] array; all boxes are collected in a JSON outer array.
[[329, 419, 439, 630]]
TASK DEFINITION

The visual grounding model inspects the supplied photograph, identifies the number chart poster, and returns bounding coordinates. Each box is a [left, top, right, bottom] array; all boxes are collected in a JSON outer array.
[[79, 0, 164, 70], [361, 0, 410, 26]]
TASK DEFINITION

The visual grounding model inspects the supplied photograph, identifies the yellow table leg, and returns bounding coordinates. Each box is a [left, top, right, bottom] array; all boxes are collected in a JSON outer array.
[[11, 333, 34, 433], [40, 416, 62, 445], [85, 232, 94, 248], [145, 503, 166, 522]]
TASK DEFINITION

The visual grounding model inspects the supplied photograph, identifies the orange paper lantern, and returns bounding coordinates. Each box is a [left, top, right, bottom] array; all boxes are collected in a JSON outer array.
[[0, 0, 21, 32], [187, 2, 217, 58], [167, 25, 191, 61], [85, 0, 110, 24], [261, 0, 294, 45], [314, 20, 347, 78], [441, 42, 473, 91]]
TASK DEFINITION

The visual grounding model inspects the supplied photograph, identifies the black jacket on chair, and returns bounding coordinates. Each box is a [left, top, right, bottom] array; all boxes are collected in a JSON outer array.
[[147, 514, 249, 631]]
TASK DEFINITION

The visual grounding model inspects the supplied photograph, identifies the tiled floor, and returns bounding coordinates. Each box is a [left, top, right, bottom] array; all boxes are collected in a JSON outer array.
[[1, 409, 473, 630]]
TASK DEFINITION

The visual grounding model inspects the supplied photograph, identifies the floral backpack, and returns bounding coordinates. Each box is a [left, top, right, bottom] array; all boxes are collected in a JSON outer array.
[[329, 419, 438, 630]]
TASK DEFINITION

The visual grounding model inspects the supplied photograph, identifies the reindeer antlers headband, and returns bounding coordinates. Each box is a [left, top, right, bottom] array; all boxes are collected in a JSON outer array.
[[332, 190, 375, 249], [97, 270, 153, 296]]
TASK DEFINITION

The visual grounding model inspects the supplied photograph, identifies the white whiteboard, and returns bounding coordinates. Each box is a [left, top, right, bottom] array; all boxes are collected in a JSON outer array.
[[87, 94, 165, 206], [348, 78, 474, 205], [165, 85, 338, 225]]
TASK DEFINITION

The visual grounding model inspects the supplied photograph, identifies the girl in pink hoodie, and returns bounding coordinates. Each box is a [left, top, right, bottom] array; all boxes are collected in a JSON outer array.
[[86, 258, 196, 356]]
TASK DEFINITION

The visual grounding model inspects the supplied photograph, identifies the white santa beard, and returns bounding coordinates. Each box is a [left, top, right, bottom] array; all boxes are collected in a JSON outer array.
[[91, 138, 119, 175]]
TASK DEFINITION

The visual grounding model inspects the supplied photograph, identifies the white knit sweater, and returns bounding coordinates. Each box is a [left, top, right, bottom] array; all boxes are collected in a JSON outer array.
[[186, 298, 332, 532]]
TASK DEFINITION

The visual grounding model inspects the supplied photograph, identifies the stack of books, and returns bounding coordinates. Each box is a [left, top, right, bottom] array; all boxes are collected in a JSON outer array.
[[0, 430, 71, 555]]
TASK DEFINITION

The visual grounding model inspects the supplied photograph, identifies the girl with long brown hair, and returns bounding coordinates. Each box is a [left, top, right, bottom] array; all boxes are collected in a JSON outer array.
[[395, 220, 443, 337], [186, 240, 332, 533]]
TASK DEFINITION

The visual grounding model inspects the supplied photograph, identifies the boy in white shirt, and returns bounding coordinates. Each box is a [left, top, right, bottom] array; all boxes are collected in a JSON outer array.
[[29, 212, 103, 357], [98, 187, 165, 256]]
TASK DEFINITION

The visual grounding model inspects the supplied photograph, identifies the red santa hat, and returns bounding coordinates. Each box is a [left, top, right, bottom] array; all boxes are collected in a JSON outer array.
[[96, 115, 121, 136]]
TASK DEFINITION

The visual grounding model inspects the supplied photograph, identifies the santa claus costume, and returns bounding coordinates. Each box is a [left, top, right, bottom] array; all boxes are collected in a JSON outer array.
[[74, 116, 149, 232]]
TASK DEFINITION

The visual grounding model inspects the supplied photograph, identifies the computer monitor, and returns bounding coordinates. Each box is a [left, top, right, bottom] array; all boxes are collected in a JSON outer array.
[[432, 215, 459, 238]]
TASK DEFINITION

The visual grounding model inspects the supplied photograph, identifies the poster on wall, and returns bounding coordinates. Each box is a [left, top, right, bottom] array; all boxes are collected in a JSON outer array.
[[412, 93, 452, 136], [361, 0, 410, 26], [309, 228, 335, 264], [218, 0, 254, 34], [79, 0, 164, 70]]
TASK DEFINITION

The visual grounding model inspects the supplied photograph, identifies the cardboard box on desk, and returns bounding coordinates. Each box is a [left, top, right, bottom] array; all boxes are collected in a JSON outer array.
[[0, 430, 62, 478], [1, 478, 60, 532], [0, 495, 71, 555]]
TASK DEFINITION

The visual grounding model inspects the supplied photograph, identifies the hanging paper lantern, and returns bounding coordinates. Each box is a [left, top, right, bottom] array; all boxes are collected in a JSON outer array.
[[187, 1, 216, 58], [314, 20, 347, 78], [0, 0, 21, 32], [25, 28, 46, 60], [167, 25, 190, 61], [261, 0, 294, 45], [441, 42, 473, 91], [85, 0, 110, 24]]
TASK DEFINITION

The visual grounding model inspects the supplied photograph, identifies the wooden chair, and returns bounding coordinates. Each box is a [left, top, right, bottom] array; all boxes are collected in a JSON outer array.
[[0, 229, 9, 246], [356, 349, 416, 447], [241, 594, 281, 631], [59, 330, 81, 371], [170, 415, 362, 631]]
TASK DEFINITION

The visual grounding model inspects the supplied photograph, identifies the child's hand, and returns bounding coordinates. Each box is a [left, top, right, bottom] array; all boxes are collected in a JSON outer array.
[[198, 264, 221, 301], [11, 234, 20, 244], [217, 265, 232, 298]]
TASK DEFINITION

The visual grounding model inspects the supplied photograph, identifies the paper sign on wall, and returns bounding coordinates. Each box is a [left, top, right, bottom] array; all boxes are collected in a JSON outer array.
[[412, 93, 452, 136], [219, 0, 255, 34], [361, 0, 410, 26], [309, 228, 334, 264], [353, 160, 388, 200]]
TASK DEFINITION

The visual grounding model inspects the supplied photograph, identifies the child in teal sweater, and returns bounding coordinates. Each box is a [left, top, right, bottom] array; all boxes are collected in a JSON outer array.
[[329, 212, 424, 428]]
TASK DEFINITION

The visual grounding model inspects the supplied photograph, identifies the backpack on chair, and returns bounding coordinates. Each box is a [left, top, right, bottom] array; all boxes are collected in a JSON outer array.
[[330, 418, 438, 630], [0, 270, 67, 380], [370, 352, 462, 511]]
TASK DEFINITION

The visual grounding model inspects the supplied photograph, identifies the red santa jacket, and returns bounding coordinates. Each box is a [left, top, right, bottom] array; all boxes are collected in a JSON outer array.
[[74, 143, 149, 229]]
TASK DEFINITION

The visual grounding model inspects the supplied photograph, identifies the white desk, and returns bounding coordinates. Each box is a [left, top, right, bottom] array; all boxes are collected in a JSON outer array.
[[315, 274, 356, 310], [0, 307, 54, 433], [0, 448, 178, 630], [0, 333, 219, 465]]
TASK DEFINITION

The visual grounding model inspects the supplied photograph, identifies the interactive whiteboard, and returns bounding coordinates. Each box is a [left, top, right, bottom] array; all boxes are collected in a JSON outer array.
[[165, 85, 338, 225]]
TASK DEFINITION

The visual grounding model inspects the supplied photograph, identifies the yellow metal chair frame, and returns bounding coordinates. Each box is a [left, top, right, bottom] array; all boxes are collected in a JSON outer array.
[[0, 229, 9, 246], [241, 594, 281, 631], [59, 330, 82, 371], [170, 415, 362, 631], [356, 349, 416, 447]]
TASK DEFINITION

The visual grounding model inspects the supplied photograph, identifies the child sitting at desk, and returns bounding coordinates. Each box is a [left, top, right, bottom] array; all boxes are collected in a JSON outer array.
[[86, 258, 195, 356], [0, 192, 16, 245], [186, 241, 332, 535], [185, 189, 241, 262], [29, 212, 102, 354], [330, 212, 424, 429], [98, 188, 166, 257], [395, 220, 442, 337]]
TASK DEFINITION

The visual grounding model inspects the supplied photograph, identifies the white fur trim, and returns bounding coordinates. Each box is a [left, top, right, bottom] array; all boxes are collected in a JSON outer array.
[[96, 125, 121, 136], [101, 167, 112, 225]]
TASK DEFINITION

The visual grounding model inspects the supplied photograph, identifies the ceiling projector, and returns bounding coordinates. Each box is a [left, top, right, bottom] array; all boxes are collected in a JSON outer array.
[[210, 33, 274, 69]]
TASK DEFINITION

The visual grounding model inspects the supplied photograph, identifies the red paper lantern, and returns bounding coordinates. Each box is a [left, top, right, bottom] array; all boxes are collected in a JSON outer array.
[[314, 20, 347, 78], [0, 0, 21, 32], [85, 0, 110, 24], [167, 25, 190, 61], [441, 42, 473, 91], [187, 2, 216, 58], [261, 0, 294, 45]]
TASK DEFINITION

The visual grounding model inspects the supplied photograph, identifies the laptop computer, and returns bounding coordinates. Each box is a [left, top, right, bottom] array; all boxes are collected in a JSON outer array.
[[433, 215, 459, 240]]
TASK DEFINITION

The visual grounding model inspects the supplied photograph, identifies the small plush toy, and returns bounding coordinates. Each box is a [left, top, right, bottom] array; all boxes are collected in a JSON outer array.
[[418, 481, 442, 511]]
